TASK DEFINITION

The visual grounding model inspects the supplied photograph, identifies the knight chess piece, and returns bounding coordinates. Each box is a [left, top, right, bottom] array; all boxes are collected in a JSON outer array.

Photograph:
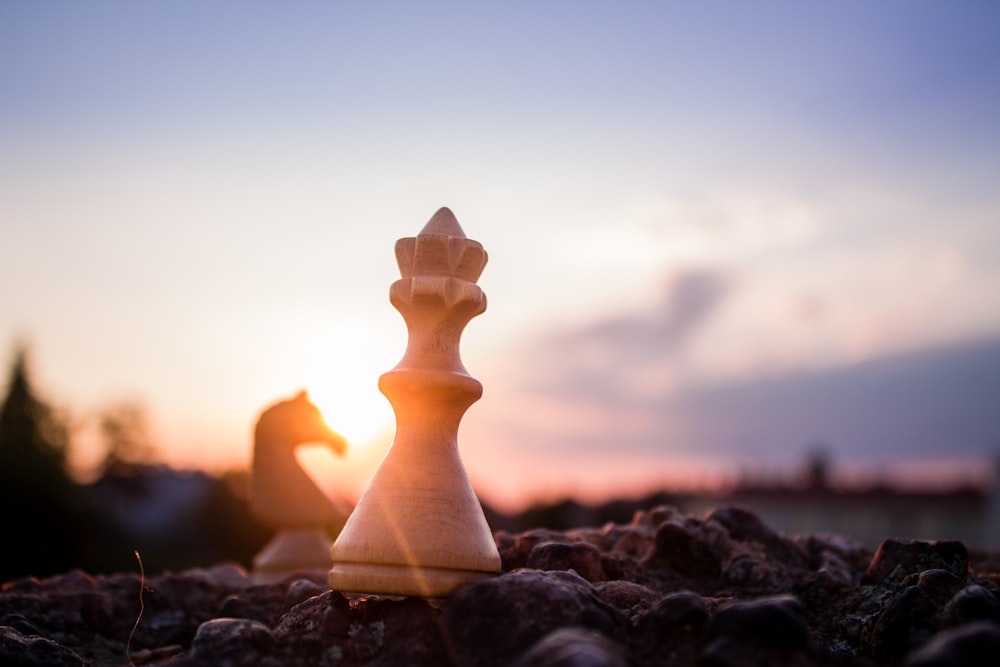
[[328, 207, 502, 598], [250, 391, 350, 583]]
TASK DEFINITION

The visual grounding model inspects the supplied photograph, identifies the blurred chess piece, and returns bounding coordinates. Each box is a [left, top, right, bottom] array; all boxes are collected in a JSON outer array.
[[329, 207, 502, 598], [250, 391, 349, 583]]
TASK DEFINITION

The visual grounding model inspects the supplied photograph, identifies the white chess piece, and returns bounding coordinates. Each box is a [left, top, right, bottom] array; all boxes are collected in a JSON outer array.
[[328, 208, 502, 598]]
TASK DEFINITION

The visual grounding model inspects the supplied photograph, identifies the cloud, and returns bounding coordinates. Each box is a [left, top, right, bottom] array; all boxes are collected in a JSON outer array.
[[526, 268, 730, 402]]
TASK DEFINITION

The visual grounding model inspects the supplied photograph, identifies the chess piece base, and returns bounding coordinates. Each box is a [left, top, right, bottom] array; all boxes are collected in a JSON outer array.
[[252, 528, 333, 584], [329, 561, 495, 599]]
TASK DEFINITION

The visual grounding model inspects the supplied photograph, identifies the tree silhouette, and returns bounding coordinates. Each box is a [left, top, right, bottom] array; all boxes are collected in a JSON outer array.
[[0, 346, 86, 581], [98, 399, 156, 474]]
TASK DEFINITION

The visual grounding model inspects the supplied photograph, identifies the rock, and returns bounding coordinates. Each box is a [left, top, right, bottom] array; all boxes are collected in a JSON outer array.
[[272, 590, 351, 659], [592, 580, 661, 620], [198, 563, 253, 591], [3, 506, 1000, 666], [863, 539, 969, 586], [869, 585, 938, 659], [527, 541, 607, 582], [443, 570, 628, 667], [513, 627, 628, 667], [940, 585, 1000, 627], [509, 529, 572, 569], [708, 506, 809, 570], [188, 618, 277, 665], [341, 596, 450, 666], [273, 591, 451, 666], [707, 594, 808, 650], [214, 583, 287, 626], [643, 519, 723, 579], [0, 625, 83, 666], [633, 591, 708, 664], [700, 635, 818, 667], [867, 569, 973, 659], [906, 620, 1000, 667]]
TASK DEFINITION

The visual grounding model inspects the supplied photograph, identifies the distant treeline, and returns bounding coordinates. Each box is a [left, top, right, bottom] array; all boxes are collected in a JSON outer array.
[[0, 348, 271, 582], [2, 347, 677, 582]]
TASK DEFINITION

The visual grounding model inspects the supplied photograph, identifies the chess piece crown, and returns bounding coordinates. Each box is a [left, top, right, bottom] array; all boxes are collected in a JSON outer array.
[[328, 207, 502, 598]]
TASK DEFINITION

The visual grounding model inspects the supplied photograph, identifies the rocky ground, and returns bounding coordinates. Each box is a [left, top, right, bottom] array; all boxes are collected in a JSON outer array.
[[3, 504, 1000, 666]]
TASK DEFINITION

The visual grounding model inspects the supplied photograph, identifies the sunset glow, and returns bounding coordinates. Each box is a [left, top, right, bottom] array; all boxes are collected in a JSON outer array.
[[2, 2, 999, 510]]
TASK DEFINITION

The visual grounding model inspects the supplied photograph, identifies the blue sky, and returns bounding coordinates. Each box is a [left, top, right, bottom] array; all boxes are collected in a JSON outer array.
[[2, 2, 999, 507]]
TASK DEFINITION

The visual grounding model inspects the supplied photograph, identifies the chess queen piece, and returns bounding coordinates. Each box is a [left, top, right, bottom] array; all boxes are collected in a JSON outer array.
[[250, 391, 350, 583], [329, 207, 502, 597]]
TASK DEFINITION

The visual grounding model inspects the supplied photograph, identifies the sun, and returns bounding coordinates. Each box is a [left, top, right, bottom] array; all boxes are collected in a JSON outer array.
[[302, 358, 394, 452]]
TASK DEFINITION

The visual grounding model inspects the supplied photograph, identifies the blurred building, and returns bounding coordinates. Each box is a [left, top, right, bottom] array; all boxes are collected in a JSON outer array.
[[679, 455, 1000, 549]]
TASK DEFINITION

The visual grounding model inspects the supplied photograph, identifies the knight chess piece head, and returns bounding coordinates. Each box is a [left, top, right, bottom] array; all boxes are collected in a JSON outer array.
[[328, 207, 502, 598], [250, 390, 350, 583]]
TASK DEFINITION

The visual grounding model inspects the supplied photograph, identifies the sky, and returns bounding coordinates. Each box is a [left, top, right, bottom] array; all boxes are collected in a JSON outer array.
[[2, 2, 999, 510]]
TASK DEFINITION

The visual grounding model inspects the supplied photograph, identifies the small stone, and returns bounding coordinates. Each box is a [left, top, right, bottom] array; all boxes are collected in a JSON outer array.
[[708, 506, 808, 570], [700, 635, 817, 667], [513, 627, 628, 667], [190, 617, 276, 661], [527, 541, 607, 582], [273, 591, 351, 646], [863, 539, 969, 586], [78, 591, 114, 635], [912, 569, 967, 605], [610, 528, 653, 558], [869, 585, 937, 659], [213, 584, 286, 627], [644, 520, 722, 578], [593, 580, 661, 619], [443, 570, 628, 667], [906, 620, 1000, 667], [633, 590, 709, 663], [940, 585, 1000, 627], [707, 594, 808, 650], [0, 625, 83, 666], [200, 562, 253, 591], [285, 578, 327, 608], [637, 590, 709, 635], [501, 529, 568, 571]]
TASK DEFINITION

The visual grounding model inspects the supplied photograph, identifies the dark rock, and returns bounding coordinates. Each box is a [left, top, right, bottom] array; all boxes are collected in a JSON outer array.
[[869, 585, 938, 659], [285, 578, 327, 608], [78, 591, 114, 636], [700, 635, 818, 667], [906, 620, 1000, 667], [214, 583, 287, 626], [609, 527, 653, 559], [633, 590, 709, 665], [911, 569, 967, 604], [644, 520, 723, 578], [863, 539, 969, 586], [2, 614, 43, 638], [528, 541, 607, 582], [190, 618, 276, 663], [509, 529, 572, 569], [940, 585, 1000, 627], [708, 506, 809, 570], [707, 594, 808, 650], [0, 625, 83, 666], [272, 591, 351, 655], [636, 590, 709, 636], [342, 596, 450, 666], [274, 592, 451, 666], [443, 569, 628, 667], [513, 627, 628, 667], [593, 580, 661, 620]]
